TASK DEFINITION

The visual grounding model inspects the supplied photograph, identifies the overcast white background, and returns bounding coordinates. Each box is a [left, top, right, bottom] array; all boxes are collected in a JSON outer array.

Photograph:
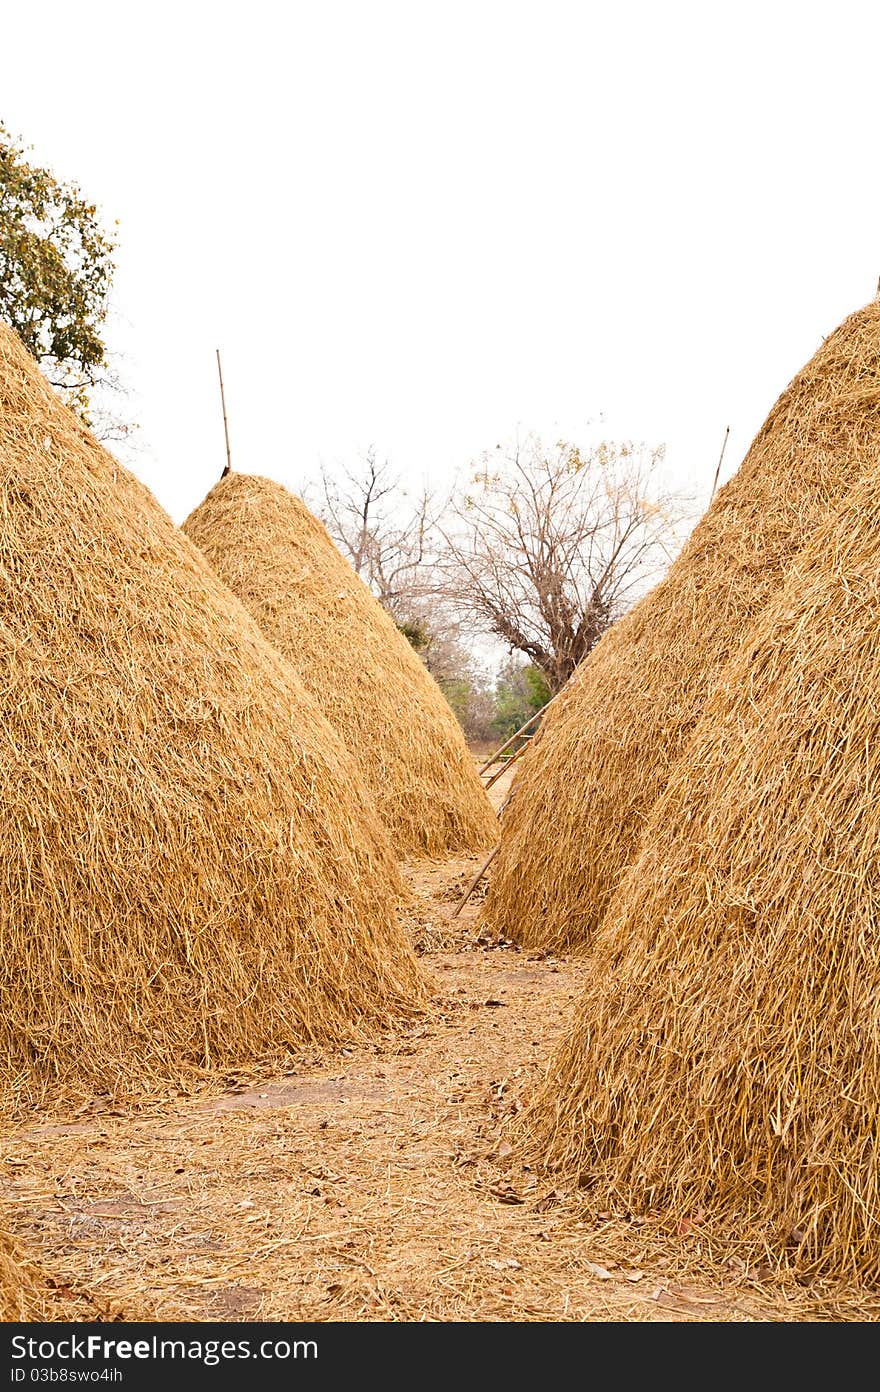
[[3, 1, 879, 525]]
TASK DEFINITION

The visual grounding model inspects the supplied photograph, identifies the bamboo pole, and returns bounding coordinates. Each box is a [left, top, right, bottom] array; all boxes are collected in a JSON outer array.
[[216, 349, 232, 479], [450, 789, 515, 917], [709, 425, 730, 505], [478, 690, 561, 777], [451, 844, 499, 918], [484, 737, 532, 790]]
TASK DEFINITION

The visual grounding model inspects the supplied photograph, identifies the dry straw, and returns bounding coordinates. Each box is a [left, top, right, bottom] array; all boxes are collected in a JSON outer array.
[[0, 323, 427, 1111], [183, 473, 496, 858], [483, 301, 880, 951], [525, 466, 880, 1280], [0, 1228, 50, 1320]]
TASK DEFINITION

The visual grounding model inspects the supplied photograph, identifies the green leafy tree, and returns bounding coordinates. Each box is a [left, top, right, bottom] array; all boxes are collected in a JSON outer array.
[[0, 123, 116, 419], [492, 659, 551, 741]]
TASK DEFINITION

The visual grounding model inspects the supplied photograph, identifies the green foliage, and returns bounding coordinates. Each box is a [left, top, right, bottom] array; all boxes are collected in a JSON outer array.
[[436, 674, 496, 746], [522, 662, 551, 710], [437, 676, 471, 724], [397, 617, 430, 651], [492, 660, 550, 741], [0, 122, 116, 417], [397, 608, 550, 748]]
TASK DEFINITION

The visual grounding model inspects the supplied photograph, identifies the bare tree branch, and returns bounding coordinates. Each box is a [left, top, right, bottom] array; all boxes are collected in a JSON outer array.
[[437, 434, 692, 692], [307, 449, 447, 618]]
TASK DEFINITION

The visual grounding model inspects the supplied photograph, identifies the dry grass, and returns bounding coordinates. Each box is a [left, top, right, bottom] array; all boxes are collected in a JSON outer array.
[[523, 464, 880, 1281], [0, 323, 427, 1114], [183, 474, 496, 858], [483, 300, 880, 951], [0, 1221, 123, 1322], [0, 1226, 51, 1321]]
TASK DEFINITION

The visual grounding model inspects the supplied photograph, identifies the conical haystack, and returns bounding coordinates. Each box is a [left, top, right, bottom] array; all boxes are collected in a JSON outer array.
[[183, 473, 496, 857], [0, 322, 427, 1109], [484, 301, 880, 951], [526, 468, 880, 1278]]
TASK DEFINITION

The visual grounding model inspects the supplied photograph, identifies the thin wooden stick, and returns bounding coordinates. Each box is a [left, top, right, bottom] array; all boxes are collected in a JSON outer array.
[[216, 349, 232, 479], [478, 690, 560, 776], [451, 844, 499, 918], [449, 787, 516, 916], [484, 736, 532, 790], [709, 425, 730, 504]]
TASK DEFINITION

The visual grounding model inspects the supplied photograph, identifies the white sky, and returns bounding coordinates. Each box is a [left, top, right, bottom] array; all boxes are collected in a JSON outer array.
[[3, 1, 880, 526]]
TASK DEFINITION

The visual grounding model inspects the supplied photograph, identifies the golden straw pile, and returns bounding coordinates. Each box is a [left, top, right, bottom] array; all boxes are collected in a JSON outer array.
[[0, 1229, 50, 1321], [483, 301, 880, 951], [0, 322, 427, 1112], [525, 463, 880, 1279], [183, 473, 496, 857]]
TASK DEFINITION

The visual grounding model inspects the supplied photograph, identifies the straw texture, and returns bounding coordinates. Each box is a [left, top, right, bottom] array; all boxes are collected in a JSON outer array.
[[183, 473, 496, 857], [0, 1229, 49, 1321], [484, 301, 880, 950], [526, 466, 880, 1278], [0, 322, 427, 1110]]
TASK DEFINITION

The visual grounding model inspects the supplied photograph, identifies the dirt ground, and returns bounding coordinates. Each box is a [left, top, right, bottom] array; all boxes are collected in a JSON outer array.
[[2, 764, 875, 1323]]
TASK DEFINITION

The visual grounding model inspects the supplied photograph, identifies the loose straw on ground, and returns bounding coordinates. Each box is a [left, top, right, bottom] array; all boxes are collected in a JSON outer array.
[[0, 1228, 53, 1321]]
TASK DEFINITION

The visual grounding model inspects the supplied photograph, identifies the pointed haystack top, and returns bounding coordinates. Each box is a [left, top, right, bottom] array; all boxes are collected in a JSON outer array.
[[484, 301, 880, 950], [527, 465, 880, 1278], [0, 323, 426, 1108], [183, 473, 496, 857]]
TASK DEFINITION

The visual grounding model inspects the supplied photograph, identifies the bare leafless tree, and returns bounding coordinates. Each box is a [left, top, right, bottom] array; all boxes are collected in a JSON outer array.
[[310, 449, 444, 618], [438, 434, 691, 693]]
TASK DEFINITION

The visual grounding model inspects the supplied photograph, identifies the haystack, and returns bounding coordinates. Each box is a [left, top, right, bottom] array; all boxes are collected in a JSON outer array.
[[0, 322, 426, 1110], [183, 473, 496, 857], [526, 466, 880, 1278], [483, 301, 880, 951]]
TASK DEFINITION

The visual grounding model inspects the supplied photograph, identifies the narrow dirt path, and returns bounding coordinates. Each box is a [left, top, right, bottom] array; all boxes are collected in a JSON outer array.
[[0, 947, 755, 1319]]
